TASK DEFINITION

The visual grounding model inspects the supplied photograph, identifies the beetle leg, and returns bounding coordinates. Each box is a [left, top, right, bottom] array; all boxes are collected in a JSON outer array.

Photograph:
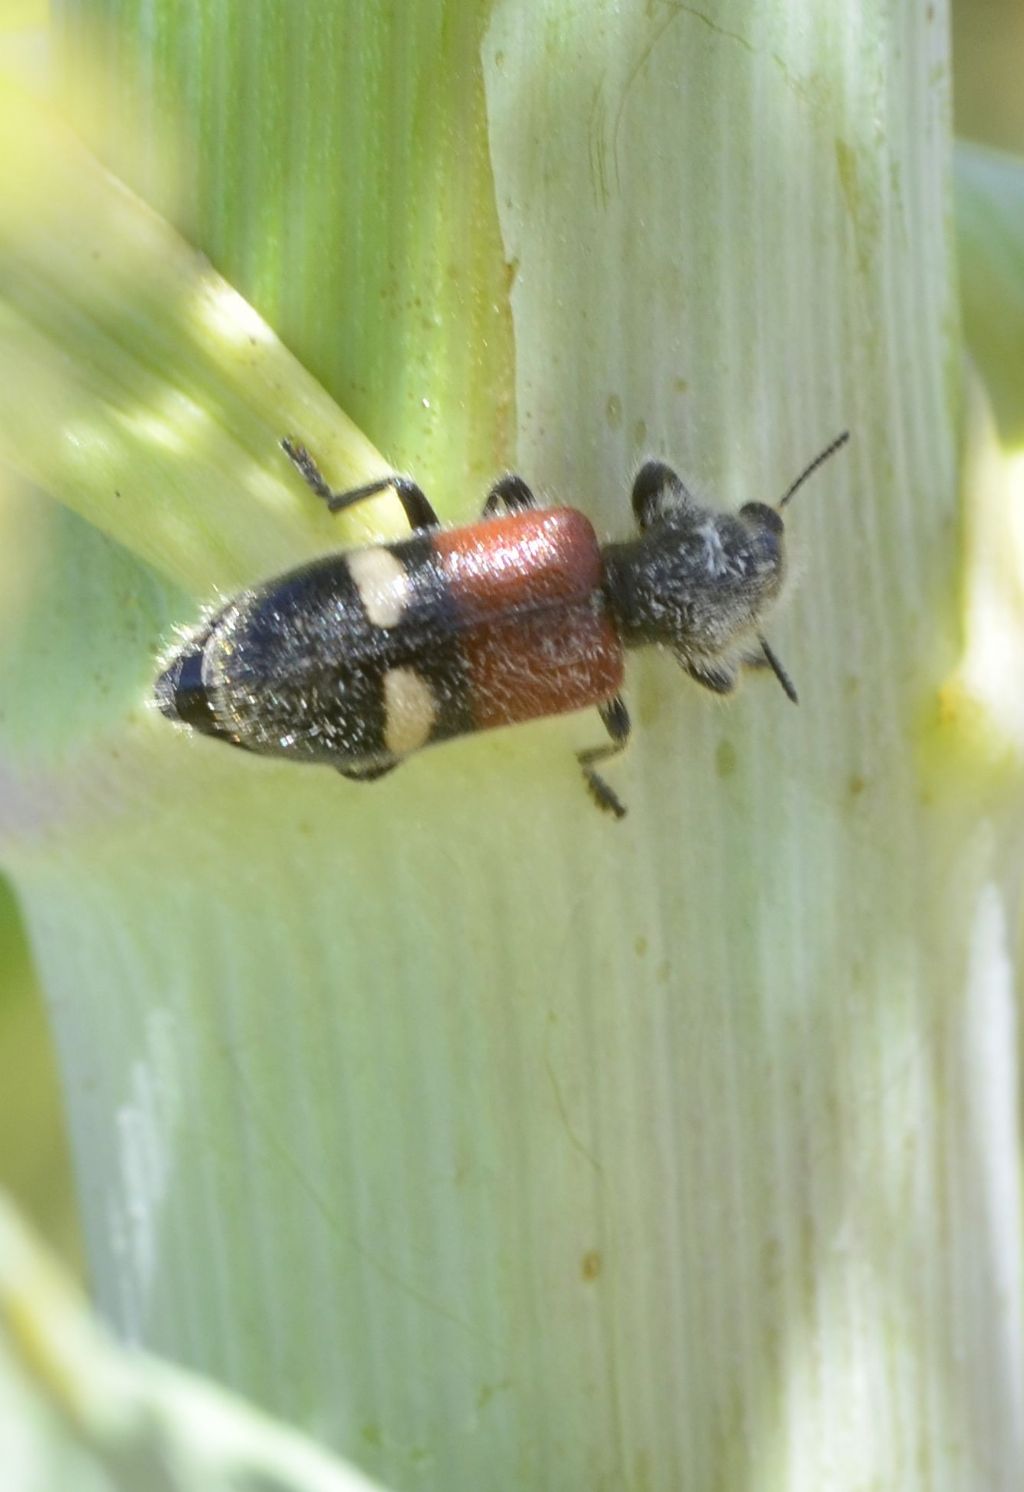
[[631, 460, 697, 530], [281, 437, 440, 531], [748, 635, 798, 704], [680, 655, 738, 696], [577, 694, 631, 819], [482, 474, 538, 518], [336, 758, 400, 783]]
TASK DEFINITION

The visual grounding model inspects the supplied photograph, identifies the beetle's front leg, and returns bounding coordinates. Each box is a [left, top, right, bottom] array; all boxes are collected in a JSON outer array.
[[677, 654, 738, 696], [631, 460, 697, 530]]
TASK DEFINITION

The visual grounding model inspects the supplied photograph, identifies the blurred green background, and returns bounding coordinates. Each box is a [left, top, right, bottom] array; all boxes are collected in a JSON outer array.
[[1, 0, 1022, 1281], [953, 0, 1024, 151], [0, 874, 80, 1265]]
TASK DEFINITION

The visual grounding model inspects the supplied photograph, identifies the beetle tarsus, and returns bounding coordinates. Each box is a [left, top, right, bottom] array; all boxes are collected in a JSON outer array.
[[577, 694, 631, 819], [281, 437, 439, 530]]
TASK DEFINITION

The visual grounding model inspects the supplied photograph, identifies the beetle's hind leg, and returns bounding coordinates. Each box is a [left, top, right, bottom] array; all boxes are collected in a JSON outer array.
[[336, 758, 399, 783], [281, 437, 440, 531], [482, 474, 538, 518], [577, 695, 631, 820]]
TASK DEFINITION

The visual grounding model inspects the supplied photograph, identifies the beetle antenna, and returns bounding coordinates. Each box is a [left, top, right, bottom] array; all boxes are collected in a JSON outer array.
[[777, 430, 850, 510]]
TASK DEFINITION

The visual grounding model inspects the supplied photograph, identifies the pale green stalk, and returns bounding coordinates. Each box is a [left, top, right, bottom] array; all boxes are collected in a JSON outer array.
[[1, 4, 1021, 1491], [0, 1192, 387, 1489]]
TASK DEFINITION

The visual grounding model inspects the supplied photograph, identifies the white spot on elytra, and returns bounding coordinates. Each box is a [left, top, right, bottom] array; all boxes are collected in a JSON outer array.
[[384, 667, 437, 754], [348, 547, 411, 628]]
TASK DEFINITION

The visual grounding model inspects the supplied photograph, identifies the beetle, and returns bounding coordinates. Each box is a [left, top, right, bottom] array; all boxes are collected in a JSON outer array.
[[155, 430, 849, 818]]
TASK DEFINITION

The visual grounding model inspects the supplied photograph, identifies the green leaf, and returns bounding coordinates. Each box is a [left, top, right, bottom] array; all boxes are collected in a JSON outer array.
[[0, 1190, 390, 1490], [54, 0, 515, 504], [0, 87, 394, 597]]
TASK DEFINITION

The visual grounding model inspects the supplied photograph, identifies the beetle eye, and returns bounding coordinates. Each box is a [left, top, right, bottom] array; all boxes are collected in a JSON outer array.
[[739, 501, 784, 535]]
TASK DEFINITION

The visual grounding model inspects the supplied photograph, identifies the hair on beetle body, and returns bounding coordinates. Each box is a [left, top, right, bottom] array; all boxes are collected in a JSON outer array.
[[155, 430, 849, 818], [602, 496, 788, 696]]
